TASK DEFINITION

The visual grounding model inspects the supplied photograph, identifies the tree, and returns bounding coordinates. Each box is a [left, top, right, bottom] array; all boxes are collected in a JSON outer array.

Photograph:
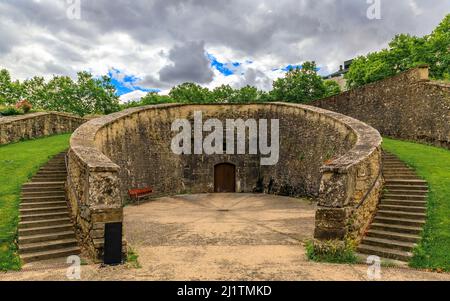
[[427, 14, 450, 79], [323, 80, 342, 97], [231, 85, 259, 103], [345, 14, 450, 88], [22, 76, 47, 108], [0, 69, 22, 105], [211, 85, 235, 103], [271, 61, 327, 103], [45, 75, 77, 113], [169, 83, 212, 103], [140, 92, 175, 105]]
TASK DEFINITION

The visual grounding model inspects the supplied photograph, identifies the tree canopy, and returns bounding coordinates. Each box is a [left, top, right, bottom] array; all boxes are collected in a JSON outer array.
[[345, 14, 450, 88], [0, 70, 120, 116]]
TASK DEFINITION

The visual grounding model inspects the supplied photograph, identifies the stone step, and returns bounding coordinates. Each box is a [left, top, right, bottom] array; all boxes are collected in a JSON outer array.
[[34, 174, 67, 178], [385, 184, 428, 191], [48, 158, 66, 162], [20, 206, 68, 215], [367, 229, 421, 243], [32, 177, 67, 183], [39, 166, 67, 172], [383, 169, 415, 174], [383, 189, 428, 196], [385, 179, 427, 186], [370, 223, 423, 235], [21, 246, 80, 264], [374, 216, 426, 227], [36, 170, 67, 174], [381, 199, 427, 207], [383, 194, 427, 201], [19, 224, 74, 236], [383, 172, 417, 176], [19, 231, 76, 244], [20, 211, 70, 222], [32, 175, 67, 179], [384, 175, 422, 180], [19, 217, 72, 229], [383, 170, 417, 175], [22, 186, 65, 193], [22, 191, 66, 198], [21, 196, 66, 203], [379, 204, 426, 213], [20, 238, 78, 254], [42, 165, 66, 169], [357, 244, 413, 262], [20, 201, 68, 210], [361, 237, 416, 252], [377, 210, 426, 220], [384, 163, 409, 167], [383, 159, 403, 163], [23, 182, 65, 188]]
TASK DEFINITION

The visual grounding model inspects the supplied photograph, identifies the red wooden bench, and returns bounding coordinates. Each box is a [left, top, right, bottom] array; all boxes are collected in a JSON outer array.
[[128, 187, 153, 204]]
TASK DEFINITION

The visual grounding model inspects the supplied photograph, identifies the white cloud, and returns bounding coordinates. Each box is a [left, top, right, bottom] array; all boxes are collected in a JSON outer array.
[[119, 90, 148, 104], [0, 0, 448, 93]]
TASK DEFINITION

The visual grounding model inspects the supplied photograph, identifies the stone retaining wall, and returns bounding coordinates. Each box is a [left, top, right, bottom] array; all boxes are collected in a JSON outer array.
[[313, 66, 450, 149], [68, 103, 382, 260], [0, 112, 87, 145]]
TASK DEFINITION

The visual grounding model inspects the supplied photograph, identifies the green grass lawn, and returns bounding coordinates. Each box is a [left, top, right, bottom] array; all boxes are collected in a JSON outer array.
[[0, 134, 71, 271], [383, 137, 450, 272]]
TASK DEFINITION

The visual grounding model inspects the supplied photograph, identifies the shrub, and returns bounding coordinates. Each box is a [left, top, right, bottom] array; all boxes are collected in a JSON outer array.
[[16, 99, 32, 114], [306, 240, 357, 264], [0, 106, 22, 116]]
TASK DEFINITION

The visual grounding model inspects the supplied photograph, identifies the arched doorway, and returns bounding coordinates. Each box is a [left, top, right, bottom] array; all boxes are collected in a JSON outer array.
[[214, 163, 236, 193]]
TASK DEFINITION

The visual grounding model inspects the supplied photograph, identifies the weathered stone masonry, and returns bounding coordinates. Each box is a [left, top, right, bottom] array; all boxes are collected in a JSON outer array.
[[0, 112, 87, 145], [68, 103, 382, 260], [313, 66, 450, 149]]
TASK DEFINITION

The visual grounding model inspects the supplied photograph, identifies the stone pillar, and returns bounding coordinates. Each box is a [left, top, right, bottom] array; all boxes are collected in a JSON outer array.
[[67, 149, 126, 262], [314, 169, 355, 241]]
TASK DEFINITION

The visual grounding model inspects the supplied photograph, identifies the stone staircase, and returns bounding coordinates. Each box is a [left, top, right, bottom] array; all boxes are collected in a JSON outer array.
[[357, 152, 428, 262], [18, 152, 80, 264]]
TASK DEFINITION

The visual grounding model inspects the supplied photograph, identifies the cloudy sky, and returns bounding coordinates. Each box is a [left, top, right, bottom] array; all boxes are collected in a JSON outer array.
[[0, 0, 448, 102]]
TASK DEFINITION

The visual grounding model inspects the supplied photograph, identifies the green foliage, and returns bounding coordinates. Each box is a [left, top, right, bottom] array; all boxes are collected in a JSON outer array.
[[123, 81, 277, 108], [271, 61, 328, 103], [169, 82, 212, 103], [0, 106, 22, 116], [0, 69, 22, 106], [0, 69, 120, 117], [323, 80, 342, 97], [230, 85, 259, 103], [383, 137, 450, 272], [211, 84, 235, 103], [126, 246, 142, 269], [0, 134, 71, 271], [345, 14, 450, 88], [141, 92, 175, 105], [306, 240, 357, 264]]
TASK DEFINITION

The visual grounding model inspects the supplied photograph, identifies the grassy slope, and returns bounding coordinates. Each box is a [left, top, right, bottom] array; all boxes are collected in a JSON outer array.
[[0, 134, 71, 271], [383, 137, 450, 271]]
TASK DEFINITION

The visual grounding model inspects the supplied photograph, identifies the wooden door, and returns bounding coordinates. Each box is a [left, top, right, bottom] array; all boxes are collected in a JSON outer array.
[[214, 163, 236, 193]]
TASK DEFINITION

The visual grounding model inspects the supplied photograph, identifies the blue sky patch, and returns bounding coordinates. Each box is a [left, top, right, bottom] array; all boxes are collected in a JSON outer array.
[[108, 68, 160, 96], [207, 53, 243, 77]]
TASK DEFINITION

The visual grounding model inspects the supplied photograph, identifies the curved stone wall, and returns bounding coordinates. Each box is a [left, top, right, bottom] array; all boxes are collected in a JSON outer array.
[[68, 103, 382, 260], [314, 66, 450, 149], [0, 112, 87, 145]]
